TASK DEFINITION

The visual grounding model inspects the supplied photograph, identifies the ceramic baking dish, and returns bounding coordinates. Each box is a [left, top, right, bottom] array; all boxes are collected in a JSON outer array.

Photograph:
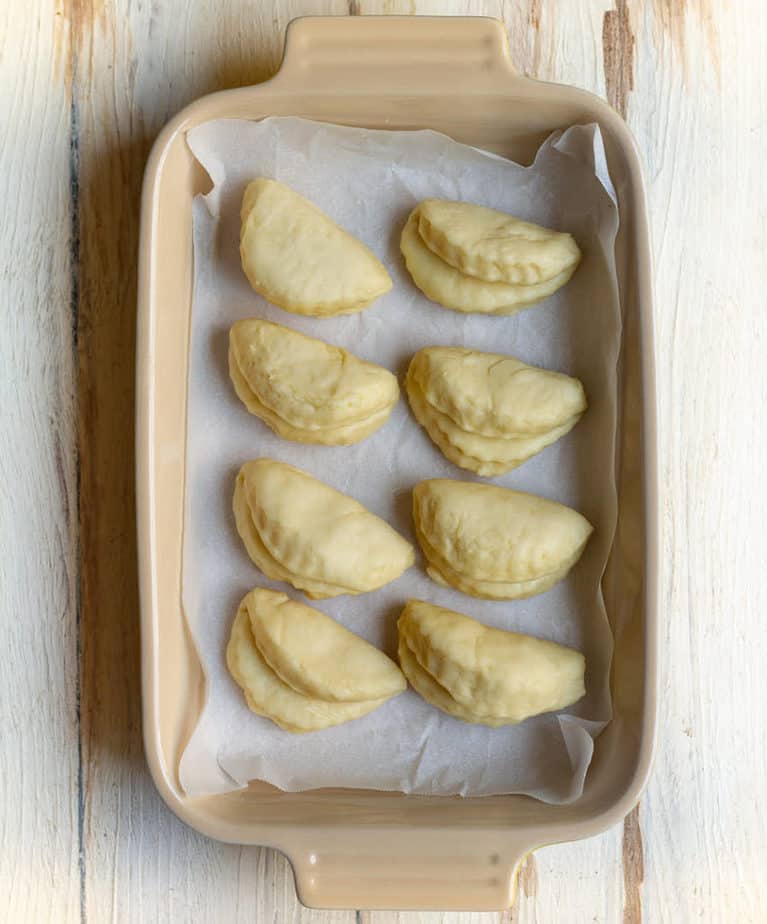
[[136, 16, 658, 911]]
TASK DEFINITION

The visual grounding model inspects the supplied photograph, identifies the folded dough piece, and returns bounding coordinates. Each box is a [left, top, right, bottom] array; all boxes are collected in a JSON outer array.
[[227, 602, 391, 733], [229, 319, 399, 445], [412, 479, 593, 599], [244, 587, 406, 702], [400, 208, 576, 315], [234, 459, 415, 598], [406, 347, 586, 475], [407, 380, 574, 476], [240, 178, 392, 317], [397, 599, 585, 725], [397, 639, 511, 727], [417, 198, 581, 285]]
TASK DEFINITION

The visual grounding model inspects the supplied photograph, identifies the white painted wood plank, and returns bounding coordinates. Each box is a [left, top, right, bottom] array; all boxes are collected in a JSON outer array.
[[0, 1, 80, 923], [365, 0, 632, 904], [67, 0, 355, 921], [635, 0, 767, 920]]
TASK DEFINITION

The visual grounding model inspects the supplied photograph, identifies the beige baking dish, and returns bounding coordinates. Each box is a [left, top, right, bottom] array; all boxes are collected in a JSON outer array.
[[136, 16, 658, 911]]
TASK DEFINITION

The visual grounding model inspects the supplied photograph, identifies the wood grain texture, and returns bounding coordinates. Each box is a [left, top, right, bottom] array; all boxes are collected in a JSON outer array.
[[3, 0, 766, 920], [634, 0, 767, 920], [0, 2, 80, 922], [66, 1, 353, 921]]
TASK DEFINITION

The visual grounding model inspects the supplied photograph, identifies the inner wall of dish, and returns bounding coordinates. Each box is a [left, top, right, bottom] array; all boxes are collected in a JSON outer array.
[[149, 94, 648, 827]]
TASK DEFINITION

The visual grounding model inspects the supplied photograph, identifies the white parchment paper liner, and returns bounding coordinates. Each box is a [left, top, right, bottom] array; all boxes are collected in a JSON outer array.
[[179, 117, 620, 803]]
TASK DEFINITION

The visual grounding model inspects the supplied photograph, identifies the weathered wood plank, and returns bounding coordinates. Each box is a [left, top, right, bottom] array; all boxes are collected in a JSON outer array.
[[634, 0, 767, 920], [68, 0, 355, 920], [0, 1, 80, 922]]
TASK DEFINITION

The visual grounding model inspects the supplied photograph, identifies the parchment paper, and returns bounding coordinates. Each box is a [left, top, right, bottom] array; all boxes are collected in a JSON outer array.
[[179, 117, 620, 803]]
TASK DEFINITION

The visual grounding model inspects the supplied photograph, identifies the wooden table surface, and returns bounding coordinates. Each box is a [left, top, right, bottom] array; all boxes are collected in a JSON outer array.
[[2, 1, 765, 921]]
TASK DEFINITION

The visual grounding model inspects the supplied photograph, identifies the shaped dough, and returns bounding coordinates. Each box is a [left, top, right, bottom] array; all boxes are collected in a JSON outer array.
[[400, 209, 575, 315], [399, 600, 585, 723], [234, 460, 415, 598], [240, 178, 392, 316], [406, 347, 586, 475], [244, 587, 406, 702], [417, 198, 581, 285], [398, 638, 512, 727], [407, 379, 573, 476], [412, 479, 592, 599], [227, 604, 388, 732], [229, 319, 399, 445]]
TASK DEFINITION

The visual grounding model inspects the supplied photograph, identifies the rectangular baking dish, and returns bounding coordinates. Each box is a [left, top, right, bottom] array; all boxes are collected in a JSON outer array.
[[137, 16, 658, 911]]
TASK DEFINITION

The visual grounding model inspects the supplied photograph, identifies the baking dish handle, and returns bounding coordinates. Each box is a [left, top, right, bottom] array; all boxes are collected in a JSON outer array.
[[287, 831, 534, 911], [273, 16, 520, 95]]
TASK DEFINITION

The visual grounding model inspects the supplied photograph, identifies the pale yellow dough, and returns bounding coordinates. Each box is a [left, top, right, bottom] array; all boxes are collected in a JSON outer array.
[[227, 604, 388, 732], [406, 347, 586, 475], [233, 460, 415, 598], [412, 479, 593, 600], [417, 198, 581, 285], [240, 178, 392, 317], [399, 600, 585, 722], [229, 319, 399, 445], [398, 638, 513, 727], [400, 209, 575, 315], [243, 587, 406, 702], [407, 377, 575, 476]]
